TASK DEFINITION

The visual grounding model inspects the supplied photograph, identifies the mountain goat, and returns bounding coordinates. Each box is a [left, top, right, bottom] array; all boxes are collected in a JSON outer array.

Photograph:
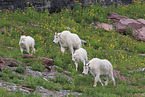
[[53, 31, 82, 55], [72, 48, 88, 72], [19, 35, 35, 55], [83, 58, 115, 87]]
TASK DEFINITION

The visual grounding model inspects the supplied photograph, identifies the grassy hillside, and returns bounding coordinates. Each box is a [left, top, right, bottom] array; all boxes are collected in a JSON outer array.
[[0, 1, 145, 97]]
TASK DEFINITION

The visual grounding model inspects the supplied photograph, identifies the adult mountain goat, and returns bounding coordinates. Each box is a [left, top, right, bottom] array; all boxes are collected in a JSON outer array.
[[72, 48, 88, 72], [19, 35, 35, 55], [83, 58, 115, 87], [53, 31, 82, 55]]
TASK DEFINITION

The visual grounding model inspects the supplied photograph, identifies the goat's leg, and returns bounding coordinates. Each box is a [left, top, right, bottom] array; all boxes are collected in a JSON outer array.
[[26, 45, 30, 54], [82, 61, 86, 73], [90, 70, 95, 78], [112, 76, 116, 86], [105, 77, 109, 86], [61, 46, 65, 53], [20, 47, 23, 55], [98, 78, 104, 86], [69, 46, 74, 55], [93, 75, 100, 87], [31, 44, 35, 54], [109, 73, 116, 86], [75, 62, 78, 71]]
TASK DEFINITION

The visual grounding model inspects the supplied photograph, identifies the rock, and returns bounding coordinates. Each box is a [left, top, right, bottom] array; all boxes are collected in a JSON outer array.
[[21, 87, 34, 92], [35, 86, 82, 97], [137, 19, 145, 24], [108, 12, 145, 41], [0, 26, 27, 35], [94, 22, 114, 31], [114, 50, 121, 53], [49, 0, 74, 13], [26, 67, 43, 77], [0, 62, 78, 97], [19, 88, 30, 94], [133, 27, 145, 41], [43, 77, 49, 82], [0, 56, 22, 67], [0, 82, 2, 86], [0, 56, 6, 67], [128, 67, 145, 72], [138, 54, 145, 56], [113, 70, 130, 83], [28, 22, 42, 27], [0, 0, 25, 11], [108, 12, 127, 22], [46, 75, 55, 80], [23, 54, 54, 66], [10, 67, 18, 71]]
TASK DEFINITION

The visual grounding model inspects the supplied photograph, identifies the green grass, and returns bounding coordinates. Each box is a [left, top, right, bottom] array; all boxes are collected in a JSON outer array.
[[0, 1, 145, 96]]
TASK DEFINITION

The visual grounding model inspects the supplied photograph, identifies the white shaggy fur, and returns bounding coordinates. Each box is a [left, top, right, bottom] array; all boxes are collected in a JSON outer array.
[[53, 31, 82, 55], [72, 48, 88, 72], [83, 58, 115, 87], [19, 35, 35, 55]]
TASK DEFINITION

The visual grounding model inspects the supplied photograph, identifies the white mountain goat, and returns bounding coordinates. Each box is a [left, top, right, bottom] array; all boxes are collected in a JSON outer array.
[[72, 48, 88, 71], [83, 58, 115, 87], [19, 35, 35, 55], [53, 31, 82, 55]]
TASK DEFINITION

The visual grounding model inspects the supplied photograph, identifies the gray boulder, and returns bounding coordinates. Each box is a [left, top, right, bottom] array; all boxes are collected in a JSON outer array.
[[49, 0, 74, 13], [0, 0, 26, 10]]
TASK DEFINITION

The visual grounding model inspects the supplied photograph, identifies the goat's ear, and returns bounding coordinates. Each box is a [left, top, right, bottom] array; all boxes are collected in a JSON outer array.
[[57, 33, 61, 36], [72, 54, 76, 56]]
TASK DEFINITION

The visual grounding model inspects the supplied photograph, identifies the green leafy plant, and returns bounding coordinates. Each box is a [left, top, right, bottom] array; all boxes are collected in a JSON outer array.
[[54, 74, 70, 84], [16, 66, 25, 73], [31, 60, 45, 72]]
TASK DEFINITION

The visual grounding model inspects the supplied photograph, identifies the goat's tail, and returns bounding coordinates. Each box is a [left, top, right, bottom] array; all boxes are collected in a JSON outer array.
[[81, 40, 87, 45]]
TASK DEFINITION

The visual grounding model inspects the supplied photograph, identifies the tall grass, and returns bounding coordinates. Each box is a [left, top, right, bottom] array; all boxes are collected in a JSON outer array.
[[0, 1, 145, 96]]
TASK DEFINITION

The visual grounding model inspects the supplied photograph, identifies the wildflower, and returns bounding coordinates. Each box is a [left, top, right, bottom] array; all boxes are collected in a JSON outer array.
[[74, 0, 79, 2], [78, 3, 82, 5]]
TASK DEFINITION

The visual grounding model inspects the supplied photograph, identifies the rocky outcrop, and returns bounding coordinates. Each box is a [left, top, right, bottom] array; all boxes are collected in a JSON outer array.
[[0, 65, 81, 96], [108, 12, 145, 41], [0, 0, 26, 10], [0, 0, 133, 13], [0, 56, 22, 67], [48, 0, 74, 13], [0, 55, 54, 70], [0, 0, 74, 13]]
